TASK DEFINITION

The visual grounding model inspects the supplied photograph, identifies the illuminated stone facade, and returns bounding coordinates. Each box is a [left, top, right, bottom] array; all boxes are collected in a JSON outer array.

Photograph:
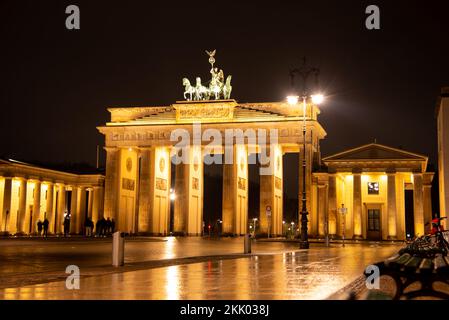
[[437, 87, 449, 230], [0, 159, 104, 235], [98, 99, 433, 239], [320, 144, 433, 240], [98, 99, 325, 236]]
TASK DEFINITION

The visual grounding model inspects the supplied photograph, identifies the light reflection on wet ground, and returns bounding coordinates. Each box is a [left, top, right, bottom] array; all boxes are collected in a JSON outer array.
[[0, 244, 401, 300]]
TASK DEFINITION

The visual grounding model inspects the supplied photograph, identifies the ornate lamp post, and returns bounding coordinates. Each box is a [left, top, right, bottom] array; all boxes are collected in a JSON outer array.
[[287, 58, 324, 249]]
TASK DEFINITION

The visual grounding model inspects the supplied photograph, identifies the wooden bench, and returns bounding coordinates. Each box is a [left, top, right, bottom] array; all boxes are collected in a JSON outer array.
[[365, 252, 449, 299]]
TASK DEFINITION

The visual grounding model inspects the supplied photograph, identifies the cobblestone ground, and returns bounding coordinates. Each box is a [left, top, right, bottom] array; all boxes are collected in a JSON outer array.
[[0, 240, 401, 300]]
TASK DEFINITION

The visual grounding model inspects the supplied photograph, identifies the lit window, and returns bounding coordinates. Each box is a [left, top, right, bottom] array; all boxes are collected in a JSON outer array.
[[368, 182, 379, 195]]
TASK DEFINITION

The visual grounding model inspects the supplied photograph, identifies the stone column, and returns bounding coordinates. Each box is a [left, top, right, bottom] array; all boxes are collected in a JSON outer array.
[[387, 172, 398, 239], [148, 146, 171, 235], [174, 163, 188, 234], [328, 174, 337, 237], [55, 184, 66, 234], [222, 144, 248, 235], [137, 148, 151, 234], [259, 145, 283, 236], [75, 187, 86, 234], [32, 181, 41, 234], [104, 147, 119, 221], [423, 173, 433, 234], [174, 145, 203, 236], [87, 189, 93, 219], [91, 186, 103, 225], [317, 175, 329, 237], [45, 183, 54, 232], [1, 177, 12, 233], [17, 178, 27, 233], [70, 187, 78, 234], [413, 173, 425, 236], [353, 172, 363, 239]]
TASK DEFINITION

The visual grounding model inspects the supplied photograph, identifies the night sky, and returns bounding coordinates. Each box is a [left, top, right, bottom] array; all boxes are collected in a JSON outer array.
[[1, 0, 448, 171]]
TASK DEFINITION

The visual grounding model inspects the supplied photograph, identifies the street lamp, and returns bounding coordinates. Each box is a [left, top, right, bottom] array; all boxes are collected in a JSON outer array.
[[288, 57, 325, 250]]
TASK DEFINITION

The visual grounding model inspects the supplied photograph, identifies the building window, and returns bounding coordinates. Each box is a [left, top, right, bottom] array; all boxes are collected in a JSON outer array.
[[367, 182, 379, 195]]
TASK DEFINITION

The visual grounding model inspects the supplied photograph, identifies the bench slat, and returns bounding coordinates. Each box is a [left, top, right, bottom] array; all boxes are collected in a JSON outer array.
[[434, 255, 449, 274], [389, 253, 412, 270], [418, 258, 433, 275], [404, 256, 423, 272]]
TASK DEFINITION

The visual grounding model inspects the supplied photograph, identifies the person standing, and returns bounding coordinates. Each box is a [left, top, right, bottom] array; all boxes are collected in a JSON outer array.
[[106, 218, 112, 236], [63, 213, 71, 237], [95, 219, 101, 237], [42, 218, 49, 238], [111, 219, 116, 234], [85, 218, 93, 237], [37, 220, 43, 236]]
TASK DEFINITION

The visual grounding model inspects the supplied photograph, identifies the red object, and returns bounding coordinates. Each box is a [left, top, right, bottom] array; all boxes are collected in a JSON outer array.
[[430, 217, 446, 235]]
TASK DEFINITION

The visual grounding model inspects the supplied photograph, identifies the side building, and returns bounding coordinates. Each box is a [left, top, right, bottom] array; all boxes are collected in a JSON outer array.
[[0, 159, 104, 235], [437, 87, 449, 229], [318, 143, 433, 241]]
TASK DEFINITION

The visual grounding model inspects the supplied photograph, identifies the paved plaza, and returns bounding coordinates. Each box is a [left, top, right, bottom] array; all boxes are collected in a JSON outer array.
[[0, 237, 402, 300]]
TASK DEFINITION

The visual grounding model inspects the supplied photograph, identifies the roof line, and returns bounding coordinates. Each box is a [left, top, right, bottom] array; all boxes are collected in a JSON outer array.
[[322, 143, 428, 161]]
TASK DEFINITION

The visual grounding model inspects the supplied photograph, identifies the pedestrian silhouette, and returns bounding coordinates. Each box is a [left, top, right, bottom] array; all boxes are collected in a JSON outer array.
[[63, 213, 71, 237], [42, 218, 49, 238], [37, 220, 43, 236]]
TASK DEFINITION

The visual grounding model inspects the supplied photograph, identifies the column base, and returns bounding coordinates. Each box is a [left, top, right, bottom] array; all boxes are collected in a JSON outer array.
[[353, 235, 363, 240], [387, 235, 397, 240], [172, 231, 187, 237]]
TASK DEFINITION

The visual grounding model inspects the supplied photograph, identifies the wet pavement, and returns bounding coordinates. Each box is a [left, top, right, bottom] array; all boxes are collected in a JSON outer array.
[[0, 236, 301, 271], [0, 237, 302, 288], [0, 241, 402, 300]]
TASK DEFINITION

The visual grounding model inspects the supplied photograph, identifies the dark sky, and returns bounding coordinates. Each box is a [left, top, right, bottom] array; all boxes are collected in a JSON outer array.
[[1, 0, 448, 169]]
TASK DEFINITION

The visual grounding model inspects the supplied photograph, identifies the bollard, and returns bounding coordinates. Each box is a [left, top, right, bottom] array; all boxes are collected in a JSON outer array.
[[244, 234, 251, 254], [112, 231, 125, 267]]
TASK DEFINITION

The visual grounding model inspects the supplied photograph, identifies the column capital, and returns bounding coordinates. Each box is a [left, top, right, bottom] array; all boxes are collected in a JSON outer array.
[[104, 146, 118, 153], [352, 168, 362, 175]]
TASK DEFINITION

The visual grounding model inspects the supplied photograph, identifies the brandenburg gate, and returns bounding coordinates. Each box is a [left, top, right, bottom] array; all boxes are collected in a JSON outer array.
[[98, 98, 324, 236], [97, 51, 325, 236]]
